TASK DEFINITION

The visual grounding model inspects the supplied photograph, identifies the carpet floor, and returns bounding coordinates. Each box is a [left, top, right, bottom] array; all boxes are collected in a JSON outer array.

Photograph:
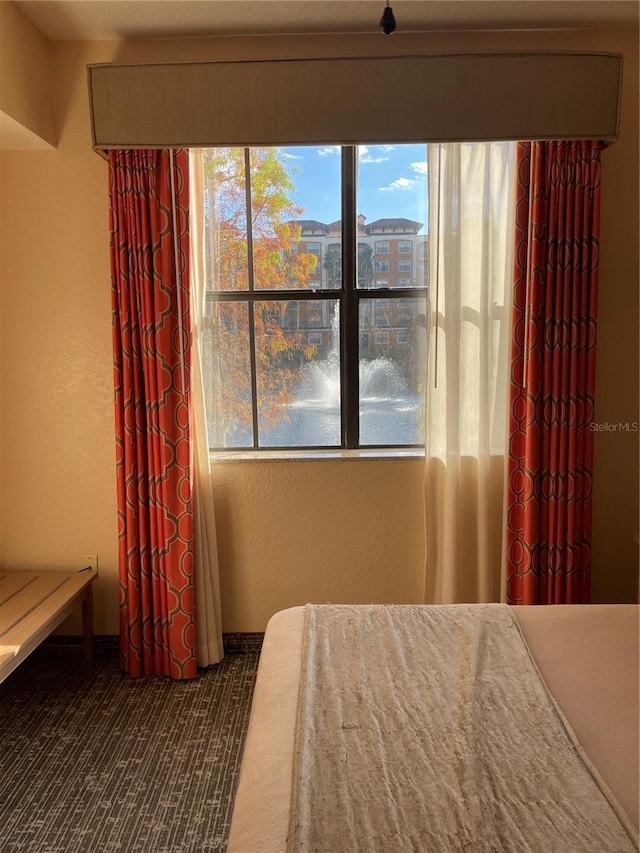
[[0, 645, 260, 852]]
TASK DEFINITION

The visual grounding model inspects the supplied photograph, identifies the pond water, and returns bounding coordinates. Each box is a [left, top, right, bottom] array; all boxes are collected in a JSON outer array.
[[258, 356, 424, 448]]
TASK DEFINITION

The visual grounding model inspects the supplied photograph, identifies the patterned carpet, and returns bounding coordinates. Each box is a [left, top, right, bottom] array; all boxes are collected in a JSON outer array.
[[0, 642, 260, 852]]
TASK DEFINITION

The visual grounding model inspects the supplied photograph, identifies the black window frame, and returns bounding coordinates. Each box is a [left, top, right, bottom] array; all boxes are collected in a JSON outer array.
[[205, 145, 428, 452]]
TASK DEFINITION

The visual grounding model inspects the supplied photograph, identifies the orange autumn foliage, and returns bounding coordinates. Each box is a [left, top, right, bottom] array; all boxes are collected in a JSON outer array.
[[203, 148, 320, 440]]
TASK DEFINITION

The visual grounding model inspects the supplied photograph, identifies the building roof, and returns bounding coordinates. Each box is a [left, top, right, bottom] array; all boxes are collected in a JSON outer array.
[[295, 220, 328, 233], [293, 217, 424, 235], [365, 218, 423, 234]]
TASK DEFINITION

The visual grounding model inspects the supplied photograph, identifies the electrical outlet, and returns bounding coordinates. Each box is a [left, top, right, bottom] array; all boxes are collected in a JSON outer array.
[[83, 554, 98, 576]]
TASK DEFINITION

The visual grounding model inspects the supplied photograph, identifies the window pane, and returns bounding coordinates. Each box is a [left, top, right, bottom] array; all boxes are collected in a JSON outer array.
[[255, 300, 341, 447], [204, 148, 249, 292], [358, 296, 427, 446], [250, 147, 341, 290], [205, 301, 254, 447], [356, 143, 428, 290]]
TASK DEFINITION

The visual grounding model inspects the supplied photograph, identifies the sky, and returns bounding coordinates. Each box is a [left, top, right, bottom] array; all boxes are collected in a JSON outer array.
[[279, 144, 428, 235]]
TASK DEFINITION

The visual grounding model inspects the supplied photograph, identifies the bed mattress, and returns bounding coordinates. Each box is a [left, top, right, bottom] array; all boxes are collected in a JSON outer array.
[[227, 604, 639, 852]]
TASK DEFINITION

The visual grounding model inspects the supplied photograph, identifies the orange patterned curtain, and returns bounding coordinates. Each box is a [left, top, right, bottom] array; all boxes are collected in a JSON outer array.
[[109, 149, 196, 678], [505, 141, 602, 605]]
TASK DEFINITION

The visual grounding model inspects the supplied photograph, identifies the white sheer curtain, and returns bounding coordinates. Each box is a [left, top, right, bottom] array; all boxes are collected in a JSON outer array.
[[424, 142, 516, 604], [189, 150, 224, 666]]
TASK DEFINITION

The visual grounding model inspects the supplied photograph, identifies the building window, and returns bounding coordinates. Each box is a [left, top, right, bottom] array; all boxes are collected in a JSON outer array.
[[375, 298, 391, 327], [398, 260, 412, 272], [202, 144, 428, 450], [285, 302, 299, 330], [398, 241, 412, 253], [375, 241, 390, 254], [306, 300, 323, 327], [398, 298, 412, 323], [396, 330, 410, 345]]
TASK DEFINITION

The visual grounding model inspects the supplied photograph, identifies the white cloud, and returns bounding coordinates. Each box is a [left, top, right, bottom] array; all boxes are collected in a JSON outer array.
[[359, 144, 392, 164], [378, 177, 415, 192], [318, 146, 340, 157], [360, 154, 390, 164], [410, 161, 428, 177], [281, 151, 303, 160]]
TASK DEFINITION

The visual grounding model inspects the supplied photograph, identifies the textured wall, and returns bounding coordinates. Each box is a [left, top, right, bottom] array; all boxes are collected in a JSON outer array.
[[589, 33, 640, 603], [0, 2, 56, 145], [0, 28, 637, 638], [212, 458, 426, 631]]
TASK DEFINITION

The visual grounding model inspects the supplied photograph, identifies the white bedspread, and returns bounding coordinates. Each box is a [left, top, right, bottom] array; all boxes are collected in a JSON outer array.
[[287, 604, 637, 852]]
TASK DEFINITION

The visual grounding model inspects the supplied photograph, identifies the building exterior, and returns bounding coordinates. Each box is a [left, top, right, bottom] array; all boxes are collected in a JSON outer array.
[[293, 214, 428, 290], [288, 215, 428, 364]]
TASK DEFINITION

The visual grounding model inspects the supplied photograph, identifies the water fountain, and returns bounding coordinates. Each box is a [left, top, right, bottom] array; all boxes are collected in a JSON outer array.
[[263, 349, 421, 447]]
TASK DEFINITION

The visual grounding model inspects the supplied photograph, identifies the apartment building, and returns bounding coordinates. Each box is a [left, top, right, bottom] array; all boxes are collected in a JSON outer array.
[[289, 215, 429, 361]]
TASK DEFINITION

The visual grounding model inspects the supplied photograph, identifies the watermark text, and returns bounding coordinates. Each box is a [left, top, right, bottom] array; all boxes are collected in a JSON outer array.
[[589, 422, 639, 433]]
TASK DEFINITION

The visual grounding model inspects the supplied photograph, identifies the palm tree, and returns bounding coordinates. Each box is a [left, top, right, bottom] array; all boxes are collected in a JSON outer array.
[[358, 243, 374, 289], [323, 242, 374, 288], [323, 247, 342, 289]]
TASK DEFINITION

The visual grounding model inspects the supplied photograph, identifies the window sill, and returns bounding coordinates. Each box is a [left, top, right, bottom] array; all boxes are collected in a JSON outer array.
[[209, 448, 425, 463]]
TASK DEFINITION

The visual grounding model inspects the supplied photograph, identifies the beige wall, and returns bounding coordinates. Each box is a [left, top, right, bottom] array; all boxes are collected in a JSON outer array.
[[0, 27, 637, 635], [0, 1, 56, 146], [590, 33, 640, 603]]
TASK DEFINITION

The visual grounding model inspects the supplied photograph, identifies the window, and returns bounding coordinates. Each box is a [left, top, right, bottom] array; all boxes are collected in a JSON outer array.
[[375, 241, 390, 254], [375, 298, 391, 327], [398, 241, 412, 253], [284, 302, 299, 330], [397, 298, 413, 323], [304, 300, 331, 329], [398, 260, 412, 272], [202, 144, 428, 450]]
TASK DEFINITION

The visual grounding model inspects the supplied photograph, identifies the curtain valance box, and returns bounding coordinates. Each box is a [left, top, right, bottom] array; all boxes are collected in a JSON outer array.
[[88, 52, 622, 150]]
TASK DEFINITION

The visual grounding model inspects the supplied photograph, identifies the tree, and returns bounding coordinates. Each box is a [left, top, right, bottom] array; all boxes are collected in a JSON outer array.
[[323, 247, 342, 289], [324, 241, 374, 289], [357, 243, 374, 289], [203, 148, 319, 445]]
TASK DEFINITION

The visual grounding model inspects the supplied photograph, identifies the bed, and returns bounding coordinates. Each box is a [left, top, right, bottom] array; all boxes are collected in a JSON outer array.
[[228, 603, 639, 852]]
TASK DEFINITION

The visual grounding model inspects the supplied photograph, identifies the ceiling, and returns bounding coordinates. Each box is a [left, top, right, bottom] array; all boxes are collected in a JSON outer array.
[[14, 0, 640, 42]]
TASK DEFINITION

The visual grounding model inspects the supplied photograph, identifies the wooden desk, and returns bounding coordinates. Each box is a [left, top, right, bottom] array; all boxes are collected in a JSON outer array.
[[0, 569, 98, 683]]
